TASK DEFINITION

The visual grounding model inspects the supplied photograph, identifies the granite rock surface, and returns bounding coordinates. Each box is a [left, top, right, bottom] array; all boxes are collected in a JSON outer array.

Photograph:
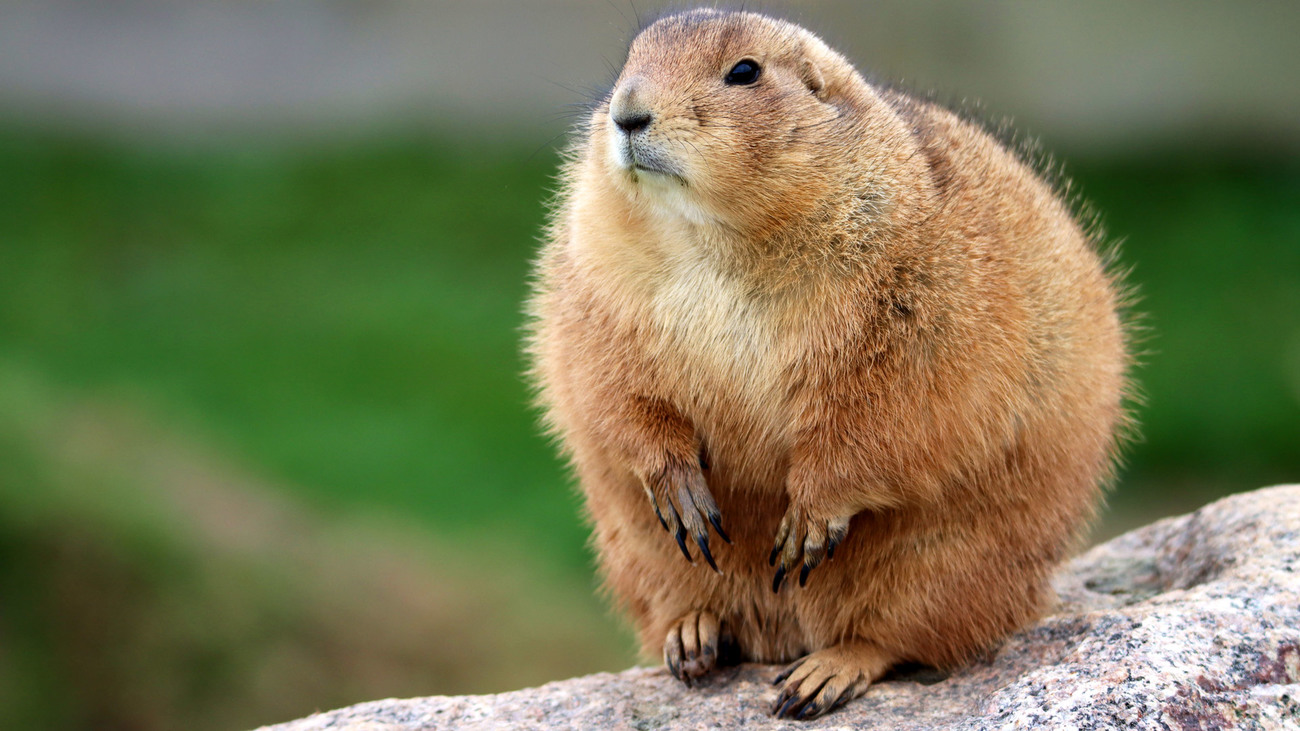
[[258, 485, 1300, 730]]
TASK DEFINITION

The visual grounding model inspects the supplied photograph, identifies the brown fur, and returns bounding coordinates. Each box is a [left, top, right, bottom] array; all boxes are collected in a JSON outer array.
[[526, 9, 1132, 720]]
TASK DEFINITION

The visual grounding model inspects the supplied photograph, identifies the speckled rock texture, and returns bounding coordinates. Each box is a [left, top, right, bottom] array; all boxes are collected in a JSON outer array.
[[258, 485, 1300, 730]]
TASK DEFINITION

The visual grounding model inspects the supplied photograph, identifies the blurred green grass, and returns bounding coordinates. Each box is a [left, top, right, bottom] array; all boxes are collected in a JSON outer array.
[[1075, 158, 1300, 531], [0, 362, 633, 731], [0, 125, 1297, 729], [0, 130, 592, 570]]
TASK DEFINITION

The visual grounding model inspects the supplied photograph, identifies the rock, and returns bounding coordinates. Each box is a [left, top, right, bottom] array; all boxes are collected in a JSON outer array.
[[256, 485, 1300, 730]]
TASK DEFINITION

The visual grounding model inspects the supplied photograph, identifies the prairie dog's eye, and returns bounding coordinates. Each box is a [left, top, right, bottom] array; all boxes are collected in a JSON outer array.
[[724, 59, 761, 86]]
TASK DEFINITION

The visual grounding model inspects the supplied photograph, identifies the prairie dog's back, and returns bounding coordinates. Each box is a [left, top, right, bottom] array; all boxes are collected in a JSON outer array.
[[887, 93, 1128, 436]]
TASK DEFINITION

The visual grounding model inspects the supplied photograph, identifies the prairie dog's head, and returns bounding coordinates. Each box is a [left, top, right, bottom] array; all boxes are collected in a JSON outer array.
[[592, 9, 867, 232]]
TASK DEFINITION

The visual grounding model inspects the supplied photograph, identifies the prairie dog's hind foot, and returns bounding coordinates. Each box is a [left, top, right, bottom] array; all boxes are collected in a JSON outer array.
[[771, 641, 893, 720], [663, 610, 729, 687]]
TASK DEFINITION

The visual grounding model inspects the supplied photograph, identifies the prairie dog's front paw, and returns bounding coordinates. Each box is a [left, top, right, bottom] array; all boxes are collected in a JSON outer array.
[[642, 461, 730, 571], [769, 504, 851, 592]]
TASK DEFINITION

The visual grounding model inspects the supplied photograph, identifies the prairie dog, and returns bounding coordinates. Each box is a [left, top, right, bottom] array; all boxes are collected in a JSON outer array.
[[526, 8, 1131, 720]]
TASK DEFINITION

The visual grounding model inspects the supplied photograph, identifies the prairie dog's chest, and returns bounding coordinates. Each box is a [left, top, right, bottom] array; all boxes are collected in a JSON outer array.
[[568, 208, 801, 436], [646, 256, 792, 423]]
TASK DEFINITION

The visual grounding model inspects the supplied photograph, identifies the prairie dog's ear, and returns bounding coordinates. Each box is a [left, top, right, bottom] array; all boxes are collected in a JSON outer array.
[[799, 57, 825, 96], [797, 33, 862, 103]]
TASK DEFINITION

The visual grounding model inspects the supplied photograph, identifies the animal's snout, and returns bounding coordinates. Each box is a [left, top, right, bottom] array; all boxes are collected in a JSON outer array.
[[610, 76, 655, 135]]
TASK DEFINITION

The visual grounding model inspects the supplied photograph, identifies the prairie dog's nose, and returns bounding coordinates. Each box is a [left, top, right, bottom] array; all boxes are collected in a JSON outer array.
[[614, 111, 652, 134], [610, 76, 653, 134]]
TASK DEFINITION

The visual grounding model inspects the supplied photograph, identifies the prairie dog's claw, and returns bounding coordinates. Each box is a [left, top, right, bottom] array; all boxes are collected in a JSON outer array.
[[673, 520, 693, 562], [644, 462, 728, 571], [770, 506, 852, 592], [695, 534, 720, 572], [708, 512, 732, 544]]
